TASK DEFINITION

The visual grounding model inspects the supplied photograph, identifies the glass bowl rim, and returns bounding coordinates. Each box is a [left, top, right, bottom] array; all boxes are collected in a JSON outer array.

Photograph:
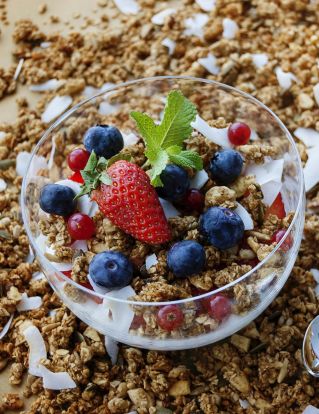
[[21, 75, 305, 306]]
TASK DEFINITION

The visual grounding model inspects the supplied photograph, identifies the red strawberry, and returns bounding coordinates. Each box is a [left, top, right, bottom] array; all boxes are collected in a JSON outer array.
[[265, 193, 286, 219], [91, 160, 171, 244]]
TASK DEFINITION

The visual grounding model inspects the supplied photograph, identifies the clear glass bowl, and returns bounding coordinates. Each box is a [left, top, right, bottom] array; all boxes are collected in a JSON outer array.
[[21, 76, 305, 350]]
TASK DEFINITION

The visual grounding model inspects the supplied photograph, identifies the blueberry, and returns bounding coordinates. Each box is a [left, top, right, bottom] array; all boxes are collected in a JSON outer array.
[[199, 207, 244, 250], [89, 251, 133, 289], [209, 149, 243, 185], [157, 165, 190, 202], [39, 184, 76, 216], [84, 125, 124, 158], [167, 240, 206, 278]]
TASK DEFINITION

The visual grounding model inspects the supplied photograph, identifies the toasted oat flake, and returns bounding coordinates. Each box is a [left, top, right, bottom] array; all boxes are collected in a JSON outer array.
[[191, 115, 231, 148], [198, 53, 220, 75], [251, 53, 268, 69], [104, 335, 119, 364], [151, 8, 176, 25], [38, 365, 76, 390], [234, 203, 254, 230], [29, 79, 65, 92], [222, 18, 238, 39], [183, 14, 209, 39], [275, 67, 298, 90], [161, 38, 176, 55], [0, 178, 7, 191], [195, 0, 215, 12], [41, 95, 73, 123], [113, 0, 140, 15], [17, 293, 42, 311], [22, 325, 47, 376], [0, 314, 14, 340]]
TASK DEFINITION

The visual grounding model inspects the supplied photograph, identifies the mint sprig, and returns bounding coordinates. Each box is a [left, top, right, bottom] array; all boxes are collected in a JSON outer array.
[[131, 90, 202, 186], [75, 151, 130, 199]]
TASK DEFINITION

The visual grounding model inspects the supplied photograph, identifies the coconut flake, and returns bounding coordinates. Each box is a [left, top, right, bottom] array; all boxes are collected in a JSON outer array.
[[183, 14, 209, 39], [40, 41, 51, 48], [113, 0, 140, 15], [13, 58, 24, 81], [29, 79, 65, 92], [294, 127, 319, 148], [234, 203, 254, 230], [195, 0, 215, 12], [99, 101, 119, 115], [104, 335, 119, 365], [159, 198, 181, 218], [239, 399, 250, 409], [0, 131, 6, 143], [122, 132, 139, 147], [53, 262, 73, 272], [302, 406, 319, 414], [250, 129, 259, 141], [83, 86, 100, 98], [198, 53, 220, 75], [55, 179, 91, 215], [38, 365, 76, 390], [151, 8, 176, 25], [261, 180, 282, 206], [87, 274, 110, 295], [0, 178, 7, 192], [189, 169, 209, 190], [47, 137, 56, 169], [275, 67, 298, 90], [191, 115, 231, 148], [101, 82, 116, 92], [311, 269, 319, 283], [71, 240, 88, 252], [222, 18, 238, 39], [0, 314, 14, 340], [313, 83, 319, 107], [17, 293, 42, 312], [16, 151, 48, 177], [245, 158, 284, 186], [304, 146, 319, 192], [145, 254, 158, 270], [23, 325, 47, 376], [88, 201, 99, 217], [161, 38, 176, 55], [251, 53, 268, 69], [42, 95, 72, 124], [32, 271, 45, 281]]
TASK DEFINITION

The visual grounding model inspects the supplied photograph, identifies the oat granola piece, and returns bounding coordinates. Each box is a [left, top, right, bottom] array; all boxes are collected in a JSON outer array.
[[205, 186, 237, 209]]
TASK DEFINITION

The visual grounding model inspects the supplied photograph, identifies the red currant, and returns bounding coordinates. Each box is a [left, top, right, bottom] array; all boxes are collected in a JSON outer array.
[[208, 294, 231, 322], [130, 314, 146, 329], [67, 213, 95, 240], [69, 170, 84, 184], [271, 229, 293, 252], [157, 305, 184, 331], [67, 148, 90, 172], [184, 189, 205, 212], [228, 122, 251, 146]]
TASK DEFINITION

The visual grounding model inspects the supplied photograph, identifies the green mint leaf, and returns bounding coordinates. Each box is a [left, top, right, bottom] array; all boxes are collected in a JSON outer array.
[[166, 145, 181, 156], [169, 150, 203, 170], [158, 90, 197, 149], [107, 153, 131, 167], [100, 172, 112, 185], [130, 111, 158, 151], [147, 149, 169, 187]]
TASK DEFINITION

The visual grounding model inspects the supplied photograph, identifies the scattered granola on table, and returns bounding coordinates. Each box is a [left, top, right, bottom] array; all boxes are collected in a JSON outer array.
[[1, 0, 319, 413]]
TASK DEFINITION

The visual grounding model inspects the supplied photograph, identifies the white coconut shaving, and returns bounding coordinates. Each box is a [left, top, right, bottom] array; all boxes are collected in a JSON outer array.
[[88, 201, 99, 217], [161, 38, 176, 55], [53, 262, 73, 272], [145, 253, 158, 270], [40, 41, 51, 48], [311, 269, 319, 283], [104, 335, 119, 365], [55, 179, 91, 215], [32, 271, 45, 281], [47, 137, 56, 169], [183, 14, 209, 39], [275, 67, 298, 90], [151, 8, 176, 25], [71, 240, 88, 252], [103, 286, 136, 332], [38, 365, 76, 390], [304, 146, 319, 192], [26, 246, 35, 264], [191, 115, 231, 148], [122, 132, 139, 147], [302, 406, 319, 414], [195, 0, 215, 12], [251, 53, 268, 69], [22, 325, 47, 376], [294, 127, 319, 148], [222, 18, 238, 39], [83, 86, 100, 98], [0, 131, 6, 143], [41, 95, 73, 124], [17, 293, 42, 312], [29, 79, 65, 92], [234, 203, 254, 230], [239, 399, 250, 409], [313, 83, 319, 107], [159, 198, 181, 219], [99, 101, 119, 115], [245, 158, 284, 186], [189, 169, 209, 190], [13, 58, 24, 81], [16, 151, 48, 177], [113, 0, 140, 15], [0, 178, 7, 192], [0, 314, 14, 340], [198, 53, 220, 75], [87, 274, 110, 295], [250, 129, 259, 141], [260, 180, 282, 206]]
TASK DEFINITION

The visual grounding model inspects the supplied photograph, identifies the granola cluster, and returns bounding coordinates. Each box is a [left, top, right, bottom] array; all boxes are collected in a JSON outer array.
[[1, 0, 319, 412]]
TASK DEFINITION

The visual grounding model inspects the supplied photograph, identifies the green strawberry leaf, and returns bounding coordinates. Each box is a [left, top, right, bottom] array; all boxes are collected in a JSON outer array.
[[169, 150, 203, 170], [84, 151, 98, 171], [107, 153, 131, 167], [100, 172, 112, 185]]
